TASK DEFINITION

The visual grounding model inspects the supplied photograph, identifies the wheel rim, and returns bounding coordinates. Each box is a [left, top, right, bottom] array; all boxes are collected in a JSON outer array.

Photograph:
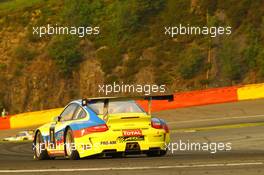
[[66, 131, 73, 156], [35, 133, 42, 157]]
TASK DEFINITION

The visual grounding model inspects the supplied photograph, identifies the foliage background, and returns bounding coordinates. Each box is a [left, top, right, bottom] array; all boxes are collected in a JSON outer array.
[[0, 0, 264, 113]]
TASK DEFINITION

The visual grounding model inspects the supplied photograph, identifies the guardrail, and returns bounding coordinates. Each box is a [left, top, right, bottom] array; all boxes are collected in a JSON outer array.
[[2, 83, 264, 130], [237, 83, 264, 100], [0, 108, 63, 130], [137, 86, 238, 112], [0, 116, 11, 130]]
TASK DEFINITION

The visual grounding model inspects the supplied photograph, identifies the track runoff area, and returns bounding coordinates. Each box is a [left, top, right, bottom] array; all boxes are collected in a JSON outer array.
[[1, 99, 264, 175]]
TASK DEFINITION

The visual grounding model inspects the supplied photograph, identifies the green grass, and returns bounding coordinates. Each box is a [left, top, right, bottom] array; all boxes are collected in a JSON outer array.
[[0, 0, 45, 14]]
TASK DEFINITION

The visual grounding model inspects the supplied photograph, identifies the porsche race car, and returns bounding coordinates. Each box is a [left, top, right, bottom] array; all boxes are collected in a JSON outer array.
[[33, 95, 173, 160]]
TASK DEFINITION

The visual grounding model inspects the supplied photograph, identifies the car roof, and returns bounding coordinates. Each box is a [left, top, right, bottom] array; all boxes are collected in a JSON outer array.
[[71, 99, 135, 105], [71, 100, 82, 105]]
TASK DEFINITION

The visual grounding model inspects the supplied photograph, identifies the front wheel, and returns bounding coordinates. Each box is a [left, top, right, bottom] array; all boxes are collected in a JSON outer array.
[[65, 128, 80, 160], [33, 131, 50, 160]]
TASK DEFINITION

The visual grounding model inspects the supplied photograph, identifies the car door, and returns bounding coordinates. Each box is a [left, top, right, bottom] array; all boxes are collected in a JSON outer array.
[[49, 103, 78, 151]]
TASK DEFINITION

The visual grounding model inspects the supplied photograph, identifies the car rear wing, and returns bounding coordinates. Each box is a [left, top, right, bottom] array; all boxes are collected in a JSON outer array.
[[81, 94, 174, 115]]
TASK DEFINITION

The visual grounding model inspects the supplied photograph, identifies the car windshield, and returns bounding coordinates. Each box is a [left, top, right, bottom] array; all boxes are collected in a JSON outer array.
[[88, 100, 144, 115]]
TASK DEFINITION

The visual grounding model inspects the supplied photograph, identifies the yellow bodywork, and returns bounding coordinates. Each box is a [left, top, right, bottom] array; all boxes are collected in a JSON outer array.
[[75, 126, 170, 158], [37, 113, 170, 158]]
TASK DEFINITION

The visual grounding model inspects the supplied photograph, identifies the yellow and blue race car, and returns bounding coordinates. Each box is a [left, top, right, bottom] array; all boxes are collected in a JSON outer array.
[[33, 95, 173, 160]]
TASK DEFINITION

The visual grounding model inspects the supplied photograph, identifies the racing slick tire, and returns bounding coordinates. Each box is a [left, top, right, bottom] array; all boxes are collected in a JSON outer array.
[[65, 128, 80, 160], [34, 131, 50, 160]]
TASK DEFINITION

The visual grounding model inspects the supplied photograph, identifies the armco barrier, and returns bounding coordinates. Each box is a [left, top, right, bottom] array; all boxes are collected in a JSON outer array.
[[137, 86, 238, 112], [4, 82, 264, 130], [9, 108, 63, 129], [237, 83, 264, 100], [0, 116, 11, 130]]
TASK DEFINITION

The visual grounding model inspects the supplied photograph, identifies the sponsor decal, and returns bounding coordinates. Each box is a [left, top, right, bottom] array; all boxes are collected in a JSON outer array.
[[55, 131, 64, 142], [117, 136, 144, 143], [48, 150, 65, 155], [100, 141, 116, 145], [122, 129, 142, 137], [81, 144, 92, 150]]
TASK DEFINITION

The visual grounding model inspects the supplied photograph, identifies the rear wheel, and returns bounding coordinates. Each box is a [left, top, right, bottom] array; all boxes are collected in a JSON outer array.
[[65, 128, 80, 160], [34, 131, 50, 160]]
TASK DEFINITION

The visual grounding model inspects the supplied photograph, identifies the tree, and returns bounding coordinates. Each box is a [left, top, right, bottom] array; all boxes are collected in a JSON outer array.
[[218, 41, 244, 83], [48, 36, 82, 76]]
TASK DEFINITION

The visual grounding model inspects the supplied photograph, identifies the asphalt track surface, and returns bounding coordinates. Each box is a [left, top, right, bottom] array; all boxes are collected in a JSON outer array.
[[1, 99, 264, 175]]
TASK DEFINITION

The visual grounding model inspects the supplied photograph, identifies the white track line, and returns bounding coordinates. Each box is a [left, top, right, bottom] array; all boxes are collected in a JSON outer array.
[[168, 114, 264, 124], [0, 162, 262, 173]]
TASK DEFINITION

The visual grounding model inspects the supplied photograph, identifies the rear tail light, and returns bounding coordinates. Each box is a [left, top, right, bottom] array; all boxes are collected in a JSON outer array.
[[74, 124, 108, 137], [151, 120, 163, 129], [151, 119, 169, 133], [87, 124, 108, 132]]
